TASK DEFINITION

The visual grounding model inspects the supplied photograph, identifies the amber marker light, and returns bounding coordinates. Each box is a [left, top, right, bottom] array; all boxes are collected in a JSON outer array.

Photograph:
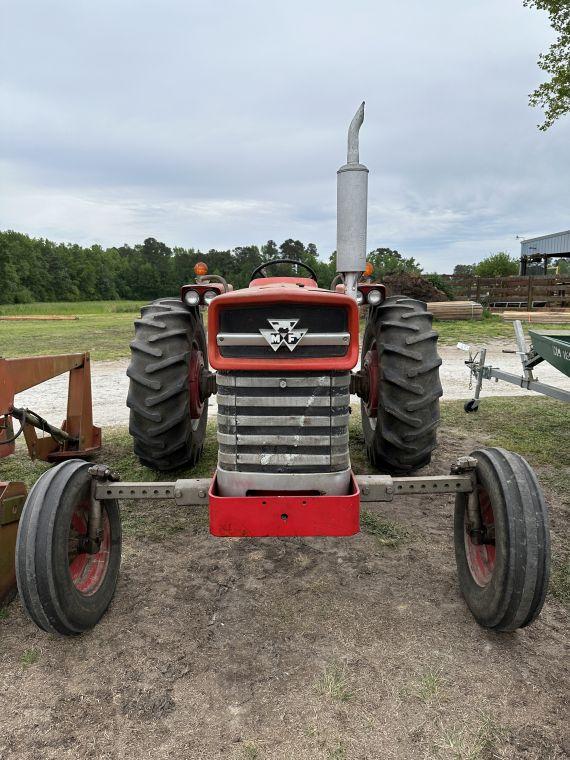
[[364, 261, 374, 277], [194, 261, 208, 276]]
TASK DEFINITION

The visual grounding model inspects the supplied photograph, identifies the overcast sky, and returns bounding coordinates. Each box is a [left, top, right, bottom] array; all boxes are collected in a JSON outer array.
[[1, 1, 568, 272]]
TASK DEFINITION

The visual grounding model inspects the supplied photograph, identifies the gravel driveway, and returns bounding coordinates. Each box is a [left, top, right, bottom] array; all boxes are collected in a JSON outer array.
[[15, 341, 570, 428]]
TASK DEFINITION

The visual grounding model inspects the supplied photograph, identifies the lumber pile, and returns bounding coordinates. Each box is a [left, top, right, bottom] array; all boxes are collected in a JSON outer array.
[[427, 301, 483, 320], [502, 311, 570, 324], [0, 315, 79, 321]]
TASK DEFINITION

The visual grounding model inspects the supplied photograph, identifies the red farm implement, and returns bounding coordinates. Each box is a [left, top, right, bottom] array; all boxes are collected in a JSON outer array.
[[0, 352, 100, 604]]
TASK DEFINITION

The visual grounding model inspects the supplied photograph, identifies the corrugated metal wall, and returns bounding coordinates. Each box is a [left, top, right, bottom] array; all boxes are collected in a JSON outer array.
[[521, 230, 570, 256]]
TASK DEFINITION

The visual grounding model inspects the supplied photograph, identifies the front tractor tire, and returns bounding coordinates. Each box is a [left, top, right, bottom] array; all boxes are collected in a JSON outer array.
[[454, 448, 550, 631], [127, 298, 208, 471], [361, 296, 442, 474], [16, 461, 122, 635]]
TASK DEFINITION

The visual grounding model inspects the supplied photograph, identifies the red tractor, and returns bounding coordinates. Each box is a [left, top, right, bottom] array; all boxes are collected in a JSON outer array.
[[15, 104, 550, 636]]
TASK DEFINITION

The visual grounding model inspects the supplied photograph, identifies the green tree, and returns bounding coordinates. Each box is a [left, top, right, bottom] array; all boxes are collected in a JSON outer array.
[[368, 248, 422, 279], [524, 0, 570, 129], [453, 263, 476, 276], [474, 252, 519, 277]]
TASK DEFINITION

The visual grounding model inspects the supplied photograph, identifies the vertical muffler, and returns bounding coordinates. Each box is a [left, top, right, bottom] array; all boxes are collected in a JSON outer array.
[[336, 102, 369, 299]]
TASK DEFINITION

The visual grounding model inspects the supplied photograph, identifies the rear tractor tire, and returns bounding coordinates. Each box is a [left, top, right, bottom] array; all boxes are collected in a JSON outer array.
[[16, 460, 121, 635], [361, 296, 442, 474], [127, 298, 208, 471], [454, 447, 550, 632]]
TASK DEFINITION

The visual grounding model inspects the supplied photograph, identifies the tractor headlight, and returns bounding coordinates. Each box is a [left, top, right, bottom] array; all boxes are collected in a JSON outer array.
[[184, 290, 200, 307], [355, 290, 364, 306], [203, 290, 218, 306], [367, 289, 382, 306]]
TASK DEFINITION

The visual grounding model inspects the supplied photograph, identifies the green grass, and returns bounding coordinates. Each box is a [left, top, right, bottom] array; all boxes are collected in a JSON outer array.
[[440, 397, 569, 469], [0, 607, 9, 620], [434, 314, 569, 346], [0, 300, 147, 361], [433, 713, 506, 760], [416, 669, 445, 702], [316, 663, 352, 702], [360, 511, 409, 547], [0, 300, 146, 316], [0, 313, 138, 361], [21, 648, 40, 669], [359, 313, 569, 347]]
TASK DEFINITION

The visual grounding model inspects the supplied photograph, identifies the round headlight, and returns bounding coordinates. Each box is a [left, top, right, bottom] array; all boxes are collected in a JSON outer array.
[[367, 289, 382, 306], [203, 289, 217, 306], [355, 290, 364, 306], [184, 290, 200, 307]]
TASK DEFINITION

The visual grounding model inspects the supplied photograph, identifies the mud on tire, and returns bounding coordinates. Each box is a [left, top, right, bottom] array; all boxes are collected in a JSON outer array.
[[361, 296, 442, 474], [127, 298, 208, 471]]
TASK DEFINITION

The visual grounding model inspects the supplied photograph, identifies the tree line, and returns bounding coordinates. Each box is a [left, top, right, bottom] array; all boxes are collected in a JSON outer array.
[[0, 230, 440, 305], [0, 232, 339, 305], [2, 229, 540, 305]]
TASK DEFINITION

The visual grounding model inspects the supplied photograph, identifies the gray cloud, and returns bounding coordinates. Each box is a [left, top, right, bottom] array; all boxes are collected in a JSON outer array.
[[1, 0, 567, 270]]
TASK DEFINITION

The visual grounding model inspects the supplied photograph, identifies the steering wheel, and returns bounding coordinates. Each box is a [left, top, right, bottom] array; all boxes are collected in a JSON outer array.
[[250, 258, 318, 284]]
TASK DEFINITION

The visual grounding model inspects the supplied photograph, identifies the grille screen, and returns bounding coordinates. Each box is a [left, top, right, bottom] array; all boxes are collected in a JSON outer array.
[[218, 304, 349, 358], [217, 371, 350, 474]]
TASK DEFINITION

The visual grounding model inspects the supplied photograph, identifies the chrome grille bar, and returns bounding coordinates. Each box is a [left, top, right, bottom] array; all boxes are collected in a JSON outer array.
[[216, 333, 350, 346]]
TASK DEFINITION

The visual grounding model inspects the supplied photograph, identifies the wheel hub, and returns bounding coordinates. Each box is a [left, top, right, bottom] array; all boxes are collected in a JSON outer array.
[[189, 345, 205, 419], [68, 500, 111, 596], [465, 488, 496, 587], [362, 347, 379, 417]]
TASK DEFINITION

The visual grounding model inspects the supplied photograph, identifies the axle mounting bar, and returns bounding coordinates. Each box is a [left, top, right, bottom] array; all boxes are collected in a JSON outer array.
[[94, 474, 473, 505]]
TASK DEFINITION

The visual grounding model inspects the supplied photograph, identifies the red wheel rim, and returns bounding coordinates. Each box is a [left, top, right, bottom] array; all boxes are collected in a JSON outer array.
[[465, 488, 496, 587], [188, 339, 205, 421], [362, 343, 379, 418], [68, 500, 111, 595]]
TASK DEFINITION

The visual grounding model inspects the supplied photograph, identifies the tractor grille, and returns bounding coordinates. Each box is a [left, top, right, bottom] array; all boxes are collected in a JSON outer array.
[[216, 372, 350, 473], [216, 304, 350, 359]]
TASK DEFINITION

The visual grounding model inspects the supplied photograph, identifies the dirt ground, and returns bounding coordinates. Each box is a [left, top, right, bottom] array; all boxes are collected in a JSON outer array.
[[14, 341, 570, 428], [0, 430, 568, 760]]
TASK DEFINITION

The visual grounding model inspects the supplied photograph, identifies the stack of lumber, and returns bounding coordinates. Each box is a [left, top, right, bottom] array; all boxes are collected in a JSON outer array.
[[427, 301, 483, 320], [502, 311, 570, 324]]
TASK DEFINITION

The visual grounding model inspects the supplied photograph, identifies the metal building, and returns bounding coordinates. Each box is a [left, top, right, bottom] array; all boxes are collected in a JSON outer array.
[[520, 230, 570, 274]]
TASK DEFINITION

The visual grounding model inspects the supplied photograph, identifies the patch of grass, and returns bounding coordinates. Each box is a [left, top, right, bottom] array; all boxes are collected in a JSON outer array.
[[550, 554, 570, 607], [433, 314, 569, 346], [0, 607, 9, 620], [434, 712, 506, 759], [0, 312, 138, 361], [21, 648, 40, 669], [416, 668, 445, 702], [242, 743, 259, 760], [0, 300, 146, 316], [440, 397, 569, 468], [360, 511, 409, 547], [316, 663, 352, 703], [327, 743, 347, 760]]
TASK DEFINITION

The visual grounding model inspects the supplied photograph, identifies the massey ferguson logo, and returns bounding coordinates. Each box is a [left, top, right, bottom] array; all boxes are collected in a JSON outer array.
[[259, 319, 308, 351]]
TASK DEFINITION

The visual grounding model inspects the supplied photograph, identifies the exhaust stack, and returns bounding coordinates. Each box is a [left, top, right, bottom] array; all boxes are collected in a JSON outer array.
[[336, 101, 369, 299]]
